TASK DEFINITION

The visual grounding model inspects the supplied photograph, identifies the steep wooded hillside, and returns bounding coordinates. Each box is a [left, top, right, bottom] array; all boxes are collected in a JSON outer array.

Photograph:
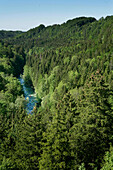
[[0, 16, 113, 169]]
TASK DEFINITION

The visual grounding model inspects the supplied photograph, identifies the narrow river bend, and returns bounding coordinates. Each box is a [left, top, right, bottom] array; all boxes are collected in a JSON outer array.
[[19, 76, 37, 114]]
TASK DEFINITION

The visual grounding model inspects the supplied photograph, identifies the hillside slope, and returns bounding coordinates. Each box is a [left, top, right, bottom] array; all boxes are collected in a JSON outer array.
[[0, 16, 113, 169]]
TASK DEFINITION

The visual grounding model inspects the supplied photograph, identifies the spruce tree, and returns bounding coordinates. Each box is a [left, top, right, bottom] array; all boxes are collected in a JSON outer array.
[[69, 70, 113, 169]]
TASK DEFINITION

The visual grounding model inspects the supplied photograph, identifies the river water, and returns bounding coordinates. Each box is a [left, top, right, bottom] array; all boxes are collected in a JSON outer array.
[[18, 76, 37, 114]]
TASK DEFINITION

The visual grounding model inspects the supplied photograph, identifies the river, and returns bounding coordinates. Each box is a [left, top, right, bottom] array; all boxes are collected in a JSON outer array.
[[18, 76, 37, 114]]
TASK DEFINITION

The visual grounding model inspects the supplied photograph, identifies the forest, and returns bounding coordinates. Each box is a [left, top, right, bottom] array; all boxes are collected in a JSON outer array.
[[0, 16, 113, 169]]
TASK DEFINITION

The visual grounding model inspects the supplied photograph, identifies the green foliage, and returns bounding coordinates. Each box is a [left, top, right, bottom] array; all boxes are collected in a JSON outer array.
[[101, 146, 113, 170], [0, 15, 113, 169], [79, 163, 86, 170], [0, 40, 27, 169], [23, 65, 33, 87], [69, 71, 113, 169], [0, 156, 14, 170], [13, 113, 43, 169]]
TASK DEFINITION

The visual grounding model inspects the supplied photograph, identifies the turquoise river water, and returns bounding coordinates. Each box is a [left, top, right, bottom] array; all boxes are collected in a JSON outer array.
[[19, 76, 37, 114]]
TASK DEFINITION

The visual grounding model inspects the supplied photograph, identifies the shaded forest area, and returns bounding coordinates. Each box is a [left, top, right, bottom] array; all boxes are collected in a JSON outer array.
[[0, 16, 113, 169]]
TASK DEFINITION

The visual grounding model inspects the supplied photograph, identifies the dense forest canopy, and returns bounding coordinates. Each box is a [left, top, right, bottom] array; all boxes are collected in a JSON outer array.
[[0, 16, 113, 169]]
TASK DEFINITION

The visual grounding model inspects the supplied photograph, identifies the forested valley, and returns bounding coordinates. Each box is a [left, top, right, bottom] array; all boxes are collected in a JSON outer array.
[[0, 16, 113, 169]]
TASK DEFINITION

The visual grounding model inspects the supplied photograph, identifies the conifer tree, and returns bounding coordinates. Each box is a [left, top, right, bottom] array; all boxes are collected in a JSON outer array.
[[14, 112, 43, 169], [69, 70, 113, 169]]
